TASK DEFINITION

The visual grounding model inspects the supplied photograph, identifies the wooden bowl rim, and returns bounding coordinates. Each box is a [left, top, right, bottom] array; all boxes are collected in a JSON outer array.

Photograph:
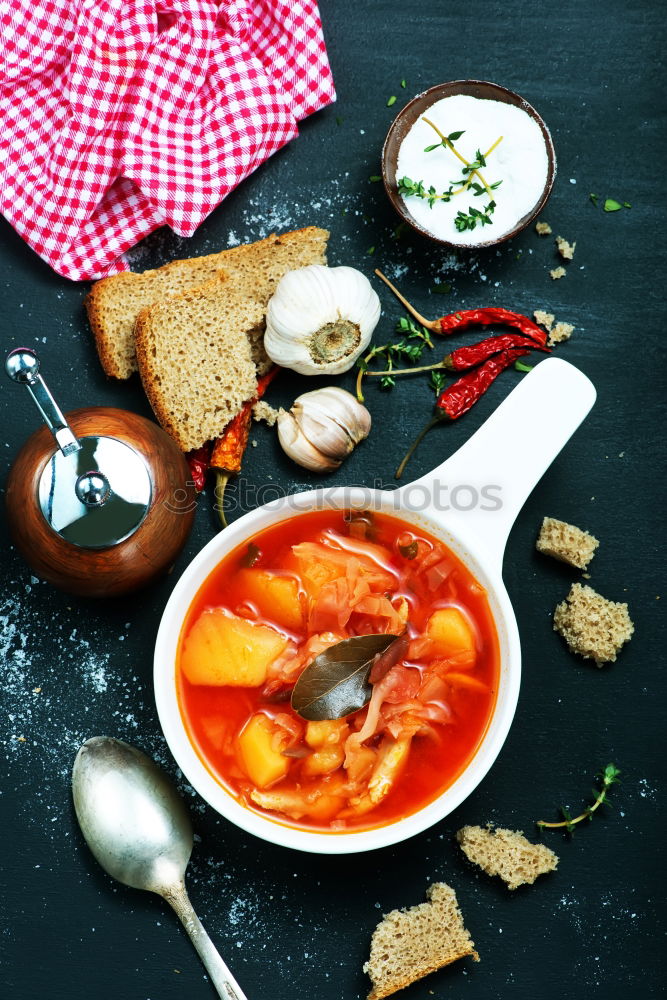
[[381, 79, 557, 250]]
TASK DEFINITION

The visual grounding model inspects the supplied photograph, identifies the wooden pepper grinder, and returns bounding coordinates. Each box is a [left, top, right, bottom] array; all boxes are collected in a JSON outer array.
[[5, 348, 196, 597]]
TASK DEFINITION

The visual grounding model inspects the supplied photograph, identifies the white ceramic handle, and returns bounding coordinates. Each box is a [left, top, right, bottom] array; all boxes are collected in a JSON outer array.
[[398, 358, 596, 572]]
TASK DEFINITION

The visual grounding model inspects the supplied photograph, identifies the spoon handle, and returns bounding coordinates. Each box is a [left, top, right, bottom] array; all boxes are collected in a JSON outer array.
[[164, 882, 249, 1000]]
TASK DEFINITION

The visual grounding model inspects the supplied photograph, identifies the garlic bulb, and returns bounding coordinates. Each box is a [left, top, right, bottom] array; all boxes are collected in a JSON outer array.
[[277, 387, 371, 473], [264, 265, 381, 375]]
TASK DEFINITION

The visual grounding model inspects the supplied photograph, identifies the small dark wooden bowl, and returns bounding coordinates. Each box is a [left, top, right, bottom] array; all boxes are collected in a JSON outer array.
[[5, 408, 196, 598], [382, 80, 556, 250]]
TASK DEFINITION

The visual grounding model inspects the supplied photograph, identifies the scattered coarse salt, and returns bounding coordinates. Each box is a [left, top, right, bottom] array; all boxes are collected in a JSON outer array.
[[396, 94, 549, 245]]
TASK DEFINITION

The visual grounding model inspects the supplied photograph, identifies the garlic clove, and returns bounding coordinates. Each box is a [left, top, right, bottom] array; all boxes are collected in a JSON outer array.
[[276, 387, 371, 473], [293, 387, 371, 459], [276, 408, 342, 473]]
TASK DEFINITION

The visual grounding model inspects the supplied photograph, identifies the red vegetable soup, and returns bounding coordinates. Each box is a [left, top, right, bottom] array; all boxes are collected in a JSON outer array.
[[177, 509, 499, 832]]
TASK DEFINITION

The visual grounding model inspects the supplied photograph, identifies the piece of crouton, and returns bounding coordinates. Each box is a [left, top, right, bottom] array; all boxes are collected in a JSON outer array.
[[533, 309, 555, 331], [363, 883, 478, 1000], [554, 583, 634, 665], [550, 266, 567, 280], [252, 400, 280, 426], [535, 220, 552, 235], [536, 516, 599, 570], [457, 826, 558, 890], [548, 321, 575, 345], [556, 235, 576, 260]]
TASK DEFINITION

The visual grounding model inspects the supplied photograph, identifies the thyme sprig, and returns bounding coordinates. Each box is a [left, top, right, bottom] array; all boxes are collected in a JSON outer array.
[[356, 316, 434, 401], [398, 120, 503, 232], [398, 176, 456, 207], [454, 200, 497, 232], [537, 763, 621, 833], [422, 118, 501, 200]]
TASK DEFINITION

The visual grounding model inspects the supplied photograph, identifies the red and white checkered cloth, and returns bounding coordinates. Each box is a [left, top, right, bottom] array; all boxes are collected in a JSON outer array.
[[0, 0, 335, 281]]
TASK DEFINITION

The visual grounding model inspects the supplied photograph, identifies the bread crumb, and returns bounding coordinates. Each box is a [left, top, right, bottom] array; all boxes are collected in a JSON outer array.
[[548, 321, 575, 345], [363, 883, 478, 1000], [537, 516, 599, 570], [533, 309, 555, 331], [457, 826, 558, 890], [550, 266, 567, 280], [535, 220, 552, 235], [534, 311, 575, 345], [554, 583, 634, 665], [252, 400, 279, 427], [556, 235, 576, 260]]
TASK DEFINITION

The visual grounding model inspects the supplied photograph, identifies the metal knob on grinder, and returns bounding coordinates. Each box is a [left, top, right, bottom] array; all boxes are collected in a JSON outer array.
[[4, 348, 196, 597]]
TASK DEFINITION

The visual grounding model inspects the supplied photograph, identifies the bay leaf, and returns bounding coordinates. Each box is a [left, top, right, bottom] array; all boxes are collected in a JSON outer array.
[[291, 634, 399, 721]]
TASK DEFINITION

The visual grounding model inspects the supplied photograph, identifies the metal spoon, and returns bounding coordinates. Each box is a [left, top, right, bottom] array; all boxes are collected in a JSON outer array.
[[72, 735, 248, 1000]]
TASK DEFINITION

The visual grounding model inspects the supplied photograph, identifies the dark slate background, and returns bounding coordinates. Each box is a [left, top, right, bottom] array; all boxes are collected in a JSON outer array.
[[1, 2, 665, 998]]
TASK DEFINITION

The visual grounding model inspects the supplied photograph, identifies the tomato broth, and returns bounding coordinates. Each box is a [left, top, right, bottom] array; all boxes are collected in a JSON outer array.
[[177, 509, 499, 833]]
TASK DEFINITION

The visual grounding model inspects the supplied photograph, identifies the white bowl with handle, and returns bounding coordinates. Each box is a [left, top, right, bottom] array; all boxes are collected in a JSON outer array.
[[154, 358, 596, 853]]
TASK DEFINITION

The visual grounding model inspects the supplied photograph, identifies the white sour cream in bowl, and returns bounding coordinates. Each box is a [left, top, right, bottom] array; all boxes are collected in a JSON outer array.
[[383, 81, 556, 249]]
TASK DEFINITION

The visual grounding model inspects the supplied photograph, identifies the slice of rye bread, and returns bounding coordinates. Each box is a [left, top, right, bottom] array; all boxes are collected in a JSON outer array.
[[85, 227, 329, 379], [363, 882, 479, 1000], [134, 273, 258, 452], [133, 228, 330, 451], [457, 825, 559, 890]]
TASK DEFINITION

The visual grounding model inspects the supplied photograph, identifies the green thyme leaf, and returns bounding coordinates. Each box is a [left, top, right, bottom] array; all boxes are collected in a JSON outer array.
[[387, 95, 397, 107], [430, 282, 452, 294], [603, 198, 623, 212], [454, 200, 496, 232], [369, 174, 382, 182], [400, 78, 406, 88], [429, 370, 447, 395], [590, 192, 599, 206], [514, 360, 534, 373], [424, 143, 442, 152], [366, 246, 376, 255]]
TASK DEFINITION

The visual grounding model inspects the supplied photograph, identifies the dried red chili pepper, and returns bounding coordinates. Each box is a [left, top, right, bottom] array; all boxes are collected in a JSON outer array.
[[395, 348, 530, 479], [210, 366, 279, 526], [186, 442, 212, 493], [437, 308, 546, 345], [210, 405, 253, 474], [444, 334, 548, 371], [374, 269, 547, 346], [436, 347, 530, 419], [365, 333, 548, 382], [184, 367, 278, 501]]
